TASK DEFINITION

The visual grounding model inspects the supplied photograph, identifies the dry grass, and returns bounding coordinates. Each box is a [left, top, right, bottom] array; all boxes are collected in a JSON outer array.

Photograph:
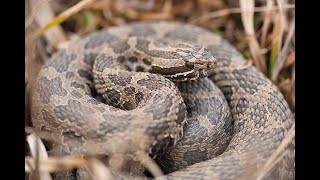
[[25, 0, 295, 179]]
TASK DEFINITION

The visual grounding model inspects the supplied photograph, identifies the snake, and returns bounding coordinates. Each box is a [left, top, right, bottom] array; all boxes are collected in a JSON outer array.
[[31, 21, 295, 179]]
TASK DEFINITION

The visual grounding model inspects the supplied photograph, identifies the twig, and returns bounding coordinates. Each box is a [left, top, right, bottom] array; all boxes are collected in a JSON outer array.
[[275, 0, 287, 51], [25, 0, 53, 28], [190, 4, 295, 24], [29, 0, 66, 49], [271, 17, 295, 81], [31, 0, 96, 39], [25, 156, 87, 173], [240, 0, 266, 73], [26, 133, 52, 180], [138, 153, 163, 177], [85, 158, 114, 180], [260, 0, 273, 47], [25, 126, 60, 143]]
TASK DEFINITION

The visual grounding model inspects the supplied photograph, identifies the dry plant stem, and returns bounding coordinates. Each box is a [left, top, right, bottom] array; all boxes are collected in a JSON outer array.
[[25, 0, 49, 93], [271, 17, 295, 81], [240, 0, 266, 73], [58, 0, 96, 19], [25, 126, 61, 143], [260, 0, 273, 47], [26, 134, 52, 180], [275, 0, 288, 51], [25, 0, 53, 28], [25, 156, 87, 173], [256, 123, 295, 180], [30, 0, 66, 49], [190, 4, 295, 23], [32, 0, 97, 39], [85, 158, 114, 180], [138, 154, 163, 177]]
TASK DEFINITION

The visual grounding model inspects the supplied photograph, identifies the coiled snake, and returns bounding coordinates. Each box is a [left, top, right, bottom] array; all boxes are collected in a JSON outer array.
[[31, 21, 294, 179]]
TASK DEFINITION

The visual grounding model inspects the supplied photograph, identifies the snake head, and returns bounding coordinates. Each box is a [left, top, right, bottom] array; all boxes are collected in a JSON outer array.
[[119, 37, 217, 81], [153, 43, 217, 81], [175, 43, 217, 79], [147, 42, 217, 81]]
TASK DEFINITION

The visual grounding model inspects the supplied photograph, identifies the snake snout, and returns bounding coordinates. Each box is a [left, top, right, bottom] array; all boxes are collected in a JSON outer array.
[[193, 58, 216, 78]]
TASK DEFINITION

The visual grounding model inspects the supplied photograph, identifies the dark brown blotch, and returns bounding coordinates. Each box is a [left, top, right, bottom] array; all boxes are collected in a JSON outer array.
[[117, 56, 126, 63], [108, 74, 132, 86], [71, 90, 83, 98], [128, 56, 138, 63], [84, 53, 98, 65], [85, 32, 119, 49], [109, 40, 130, 53], [150, 66, 191, 76], [135, 38, 181, 59], [78, 69, 93, 81], [71, 82, 85, 89], [143, 58, 152, 65], [136, 66, 145, 72], [53, 100, 95, 125], [47, 50, 77, 72], [37, 77, 68, 104], [105, 89, 121, 104]]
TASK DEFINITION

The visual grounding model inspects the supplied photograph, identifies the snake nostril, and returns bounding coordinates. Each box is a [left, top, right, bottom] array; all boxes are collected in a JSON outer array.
[[207, 63, 214, 69]]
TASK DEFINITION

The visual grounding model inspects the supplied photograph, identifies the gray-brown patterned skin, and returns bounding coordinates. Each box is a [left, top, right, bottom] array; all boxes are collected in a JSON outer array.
[[31, 21, 294, 180], [155, 78, 233, 174]]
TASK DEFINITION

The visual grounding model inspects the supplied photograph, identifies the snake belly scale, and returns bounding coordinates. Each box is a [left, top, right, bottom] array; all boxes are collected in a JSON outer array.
[[31, 21, 294, 179]]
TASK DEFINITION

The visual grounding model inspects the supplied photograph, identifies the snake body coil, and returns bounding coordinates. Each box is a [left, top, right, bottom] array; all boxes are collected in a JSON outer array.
[[31, 21, 294, 179]]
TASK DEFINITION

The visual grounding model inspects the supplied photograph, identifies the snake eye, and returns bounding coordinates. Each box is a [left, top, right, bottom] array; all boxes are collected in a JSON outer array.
[[185, 62, 194, 69]]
